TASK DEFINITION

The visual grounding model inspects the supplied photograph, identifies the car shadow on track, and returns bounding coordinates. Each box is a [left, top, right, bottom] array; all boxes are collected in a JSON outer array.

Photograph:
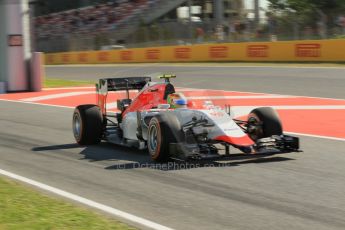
[[32, 142, 295, 171], [104, 156, 294, 171], [32, 143, 81, 151]]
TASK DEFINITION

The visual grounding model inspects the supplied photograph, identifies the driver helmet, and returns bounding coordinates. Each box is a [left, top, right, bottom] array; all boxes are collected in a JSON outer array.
[[167, 93, 188, 109]]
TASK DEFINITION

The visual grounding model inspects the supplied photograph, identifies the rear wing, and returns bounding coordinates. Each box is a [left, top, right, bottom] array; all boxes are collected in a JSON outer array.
[[97, 77, 151, 114], [97, 77, 151, 93]]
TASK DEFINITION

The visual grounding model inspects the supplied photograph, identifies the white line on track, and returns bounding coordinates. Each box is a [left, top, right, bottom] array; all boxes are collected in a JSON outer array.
[[1, 97, 344, 142], [285, 132, 345, 142], [43, 86, 95, 90], [41, 86, 344, 101], [181, 87, 345, 102], [0, 98, 75, 109], [22, 91, 95, 102], [176, 88, 263, 94], [20, 90, 136, 103], [105, 95, 296, 108], [186, 95, 295, 100], [41, 86, 259, 93], [232, 105, 345, 117], [263, 105, 345, 109], [0, 168, 174, 230]]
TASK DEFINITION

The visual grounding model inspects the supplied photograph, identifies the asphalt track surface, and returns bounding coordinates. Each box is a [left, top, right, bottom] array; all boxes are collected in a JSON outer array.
[[1, 64, 345, 230], [46, 64, 345, 99]]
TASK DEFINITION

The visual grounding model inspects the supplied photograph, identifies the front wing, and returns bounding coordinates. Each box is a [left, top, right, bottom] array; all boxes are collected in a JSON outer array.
[[168, 134, 300, 161]]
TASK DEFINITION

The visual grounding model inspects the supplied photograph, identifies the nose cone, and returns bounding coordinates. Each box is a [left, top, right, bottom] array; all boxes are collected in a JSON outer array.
[[202, 109, 255, 146], [213, 135, 254, 146]]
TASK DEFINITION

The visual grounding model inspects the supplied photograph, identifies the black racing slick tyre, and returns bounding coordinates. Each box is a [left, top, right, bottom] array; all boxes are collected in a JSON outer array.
[[147, 113, 183, 162], [247, 107, 283, 141], [73, 104, 103, 145]]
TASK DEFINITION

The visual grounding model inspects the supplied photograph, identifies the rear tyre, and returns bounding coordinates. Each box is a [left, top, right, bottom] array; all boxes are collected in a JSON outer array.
[[147, 113, 183, 162], [247, 107, 283, 141], [73, 104, 103, 145]]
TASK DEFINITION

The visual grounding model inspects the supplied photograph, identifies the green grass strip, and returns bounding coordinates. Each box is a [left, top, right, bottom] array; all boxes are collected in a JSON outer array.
[[0, 177, 136, 230], [44, 78, 96, 88]]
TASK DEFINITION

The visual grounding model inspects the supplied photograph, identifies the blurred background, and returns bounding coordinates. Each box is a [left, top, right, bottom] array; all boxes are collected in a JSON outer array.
[[31, 0, 345, 53]]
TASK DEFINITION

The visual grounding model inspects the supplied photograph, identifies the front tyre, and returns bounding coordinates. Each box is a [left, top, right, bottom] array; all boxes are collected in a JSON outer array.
[[247, 107, 283, 141], [73, 104, 103, 145]]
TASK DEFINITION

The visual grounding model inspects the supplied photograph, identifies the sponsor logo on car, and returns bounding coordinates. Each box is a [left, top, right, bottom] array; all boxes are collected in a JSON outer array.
[[209, 46, 228, 58], [247, 45, 269, 57], [295, 44, 321, 57], [209, 110, 225, 117], [146, 49, 160, 60], [174, 47, 191, 59], [223, 127, 240, 132], [120, 50, 133, 61]]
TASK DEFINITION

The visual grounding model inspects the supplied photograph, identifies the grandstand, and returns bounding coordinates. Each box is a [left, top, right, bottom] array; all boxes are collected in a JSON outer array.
[[35, 0, 239, 52], [35, 0, 187, 52], [35, 0, 156, 39], [34, 0, 345, 53]]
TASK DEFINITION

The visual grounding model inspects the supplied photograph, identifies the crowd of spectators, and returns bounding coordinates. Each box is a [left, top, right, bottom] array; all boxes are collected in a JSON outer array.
[[34, 0, 152, 39]]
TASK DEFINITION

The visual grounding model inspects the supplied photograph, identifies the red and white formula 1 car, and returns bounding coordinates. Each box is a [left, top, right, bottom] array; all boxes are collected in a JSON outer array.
[[72, 75, 299, 162]]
